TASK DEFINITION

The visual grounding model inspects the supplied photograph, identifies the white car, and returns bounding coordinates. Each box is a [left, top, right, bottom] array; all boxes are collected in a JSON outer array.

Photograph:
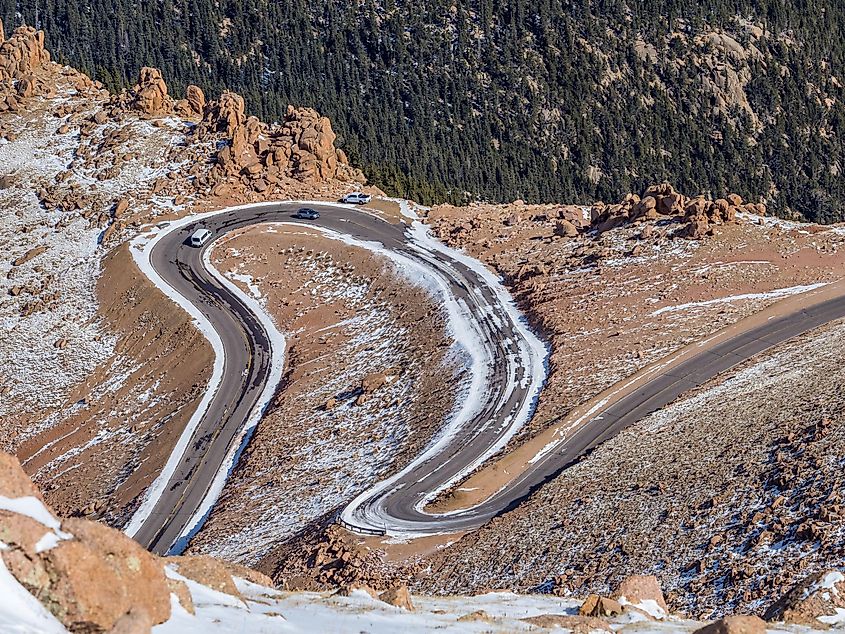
[[341, 192, 372, 205], [189, 228, 212, 247]]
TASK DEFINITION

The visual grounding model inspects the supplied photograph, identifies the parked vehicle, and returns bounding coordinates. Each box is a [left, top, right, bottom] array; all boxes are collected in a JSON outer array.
[[294, 208, 320, 219], [341, 192, 372, 204], [189, 228, 212, 247]]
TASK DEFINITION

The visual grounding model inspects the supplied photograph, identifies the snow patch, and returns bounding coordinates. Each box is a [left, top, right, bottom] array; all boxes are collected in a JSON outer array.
[[650, 283, 828, 316]]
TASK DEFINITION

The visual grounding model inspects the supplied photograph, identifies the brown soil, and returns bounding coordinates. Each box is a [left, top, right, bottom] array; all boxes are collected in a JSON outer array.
[[16, 244, 213, 524], [421, 203, 845, 505], [430, 277, 845, 514], [420, 316, 845, 620], [185, 224, 458, 568]]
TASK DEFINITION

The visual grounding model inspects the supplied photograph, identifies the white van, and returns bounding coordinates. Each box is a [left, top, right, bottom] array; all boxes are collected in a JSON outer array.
[[189, 228, 212, 247]]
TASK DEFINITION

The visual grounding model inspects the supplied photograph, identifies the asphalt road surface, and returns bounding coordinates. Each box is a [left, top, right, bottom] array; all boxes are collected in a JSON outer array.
[[133, 202, 543, 552], [133, 202, 845, 552]]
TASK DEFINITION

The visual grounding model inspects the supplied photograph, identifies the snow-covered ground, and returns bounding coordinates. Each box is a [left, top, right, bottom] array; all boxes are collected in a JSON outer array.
[[0, 88, 194, 439]]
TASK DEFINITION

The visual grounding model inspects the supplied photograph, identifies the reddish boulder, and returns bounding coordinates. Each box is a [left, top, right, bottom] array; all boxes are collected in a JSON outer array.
[[132, 67, 171, 116], [612, 575, 668, 614], [379, 585, 415, 611], [694, 615, 766, 634]]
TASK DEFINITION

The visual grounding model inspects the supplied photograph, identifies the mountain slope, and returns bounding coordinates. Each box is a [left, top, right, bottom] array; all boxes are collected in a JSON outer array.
[[6, 1, 844, 218]]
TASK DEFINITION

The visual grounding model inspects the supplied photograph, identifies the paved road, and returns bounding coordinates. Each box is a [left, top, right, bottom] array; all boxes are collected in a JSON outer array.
[[132, 202, 543, 552], [133, 201, 845, 552]]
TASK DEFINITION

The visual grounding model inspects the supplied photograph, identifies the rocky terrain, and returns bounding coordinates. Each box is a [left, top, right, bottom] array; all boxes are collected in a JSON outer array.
[[421, 184, 845, 453], [3, 447, 845, 633], [0, 22, 371, 529], [420, 317, 845, 619], [6, 18, 845, 634]]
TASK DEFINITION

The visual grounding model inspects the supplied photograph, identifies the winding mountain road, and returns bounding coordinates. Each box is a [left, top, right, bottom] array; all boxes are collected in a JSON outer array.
[[128, 201, 845, 554]]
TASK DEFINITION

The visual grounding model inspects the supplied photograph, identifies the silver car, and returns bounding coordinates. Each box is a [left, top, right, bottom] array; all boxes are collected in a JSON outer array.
[[341, 192, 372, 204]]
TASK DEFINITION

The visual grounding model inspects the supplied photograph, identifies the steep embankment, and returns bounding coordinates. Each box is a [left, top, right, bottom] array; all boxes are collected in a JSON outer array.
[[3, 447, 845, 633], [408, 186, 845, 618], [0, 21, 370, 529]]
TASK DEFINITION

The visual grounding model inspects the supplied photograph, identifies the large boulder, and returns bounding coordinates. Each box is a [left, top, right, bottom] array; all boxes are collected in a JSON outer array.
[[579, 594, 623, 617], [186, 84, 206, 115], [693, 615, 766, 634], [379, 585, 415, 611], [0, 25, 51, 84], [0, 453, 171, 632], [611, 575, 668, 614], [132, 67, 171, 116]]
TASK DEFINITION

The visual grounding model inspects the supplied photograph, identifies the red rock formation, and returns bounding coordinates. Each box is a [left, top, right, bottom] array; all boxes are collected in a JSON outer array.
[[175, 84, 206, 118], [194, 89, 363, 197], [589, 183, 765, 240], [0, 24, 51, 112], [0, 451, 274, 632], [0, 25, 50, 82], [132, 66, 171, 116]]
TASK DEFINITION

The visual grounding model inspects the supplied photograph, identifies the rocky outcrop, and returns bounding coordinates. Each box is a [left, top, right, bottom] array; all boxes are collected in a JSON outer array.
[[379, 585, 415, 611], [0, 23, 52, 112], [174, 84, 205, 118], [108, 66, 174, 117], [590, 183, 766, 239], [131, 67, 172, 116], [195, 92, 363, 197], [0, 451, 275, 633], [763, 569, 845, 626], [0, 24, 50, 81], [198, 90, 245, 137], [0, 452, 170, 632]]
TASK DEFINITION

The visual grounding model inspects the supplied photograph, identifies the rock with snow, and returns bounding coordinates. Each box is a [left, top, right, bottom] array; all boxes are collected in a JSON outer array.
[[523, 613, 613, 632], [763, 569, 845, 626], [167, 555, 243, 600], [612, 574, 668, 615], [379, 585, 415, 611]]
